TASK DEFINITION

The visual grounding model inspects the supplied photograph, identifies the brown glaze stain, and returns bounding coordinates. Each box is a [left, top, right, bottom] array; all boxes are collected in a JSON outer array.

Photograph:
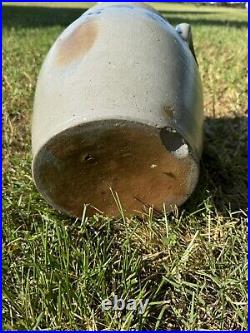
[[163, 105, 174, 118], [56, 20, 98, 66], [33, 121, 198, 218]]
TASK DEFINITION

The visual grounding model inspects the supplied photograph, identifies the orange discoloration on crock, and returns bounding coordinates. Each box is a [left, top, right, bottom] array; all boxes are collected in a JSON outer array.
[[33, 122, 198, 218], [56, 20, 98, 66]]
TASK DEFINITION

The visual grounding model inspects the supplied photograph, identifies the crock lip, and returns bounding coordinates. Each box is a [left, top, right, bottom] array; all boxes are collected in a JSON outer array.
[[32, 118, 199, 218]]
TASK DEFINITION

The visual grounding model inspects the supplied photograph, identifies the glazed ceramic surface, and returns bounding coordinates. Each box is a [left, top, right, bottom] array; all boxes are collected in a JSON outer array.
[[32, 2, 203, 218]]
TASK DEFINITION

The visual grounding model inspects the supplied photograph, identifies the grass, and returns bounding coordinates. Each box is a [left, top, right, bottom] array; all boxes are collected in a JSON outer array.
[[2, 2, 248, 330]]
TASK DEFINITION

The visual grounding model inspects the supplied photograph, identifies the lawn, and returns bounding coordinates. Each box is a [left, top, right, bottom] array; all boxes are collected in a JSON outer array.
[[2, 2, 248, 330]]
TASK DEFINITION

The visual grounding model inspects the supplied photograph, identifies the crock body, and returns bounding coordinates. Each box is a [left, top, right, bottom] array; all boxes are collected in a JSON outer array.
[[32, 2, 203, 218]]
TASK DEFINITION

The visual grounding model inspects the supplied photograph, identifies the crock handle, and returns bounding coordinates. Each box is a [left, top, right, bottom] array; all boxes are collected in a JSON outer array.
[[176, 23, 198, 64]]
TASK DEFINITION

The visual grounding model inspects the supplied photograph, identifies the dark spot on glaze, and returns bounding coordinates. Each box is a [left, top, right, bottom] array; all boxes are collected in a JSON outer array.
[[56, 20, 98, 66], [163, 105, 174, 118], [163, 172, 176, 180], [84, 153, 94, 161], [160, 128, 185, 152], [86, 9, 103, 16]]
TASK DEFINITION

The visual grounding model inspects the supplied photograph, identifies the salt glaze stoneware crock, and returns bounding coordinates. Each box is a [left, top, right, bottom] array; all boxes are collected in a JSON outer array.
[[32, 2, 203, 218]]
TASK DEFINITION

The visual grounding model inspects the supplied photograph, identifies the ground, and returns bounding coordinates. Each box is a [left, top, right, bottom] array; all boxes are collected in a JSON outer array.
[[2, 2, 248, 330]]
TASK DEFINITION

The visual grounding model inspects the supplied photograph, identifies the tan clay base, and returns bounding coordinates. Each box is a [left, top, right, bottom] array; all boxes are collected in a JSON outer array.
[[33, 120, 198, 218]]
